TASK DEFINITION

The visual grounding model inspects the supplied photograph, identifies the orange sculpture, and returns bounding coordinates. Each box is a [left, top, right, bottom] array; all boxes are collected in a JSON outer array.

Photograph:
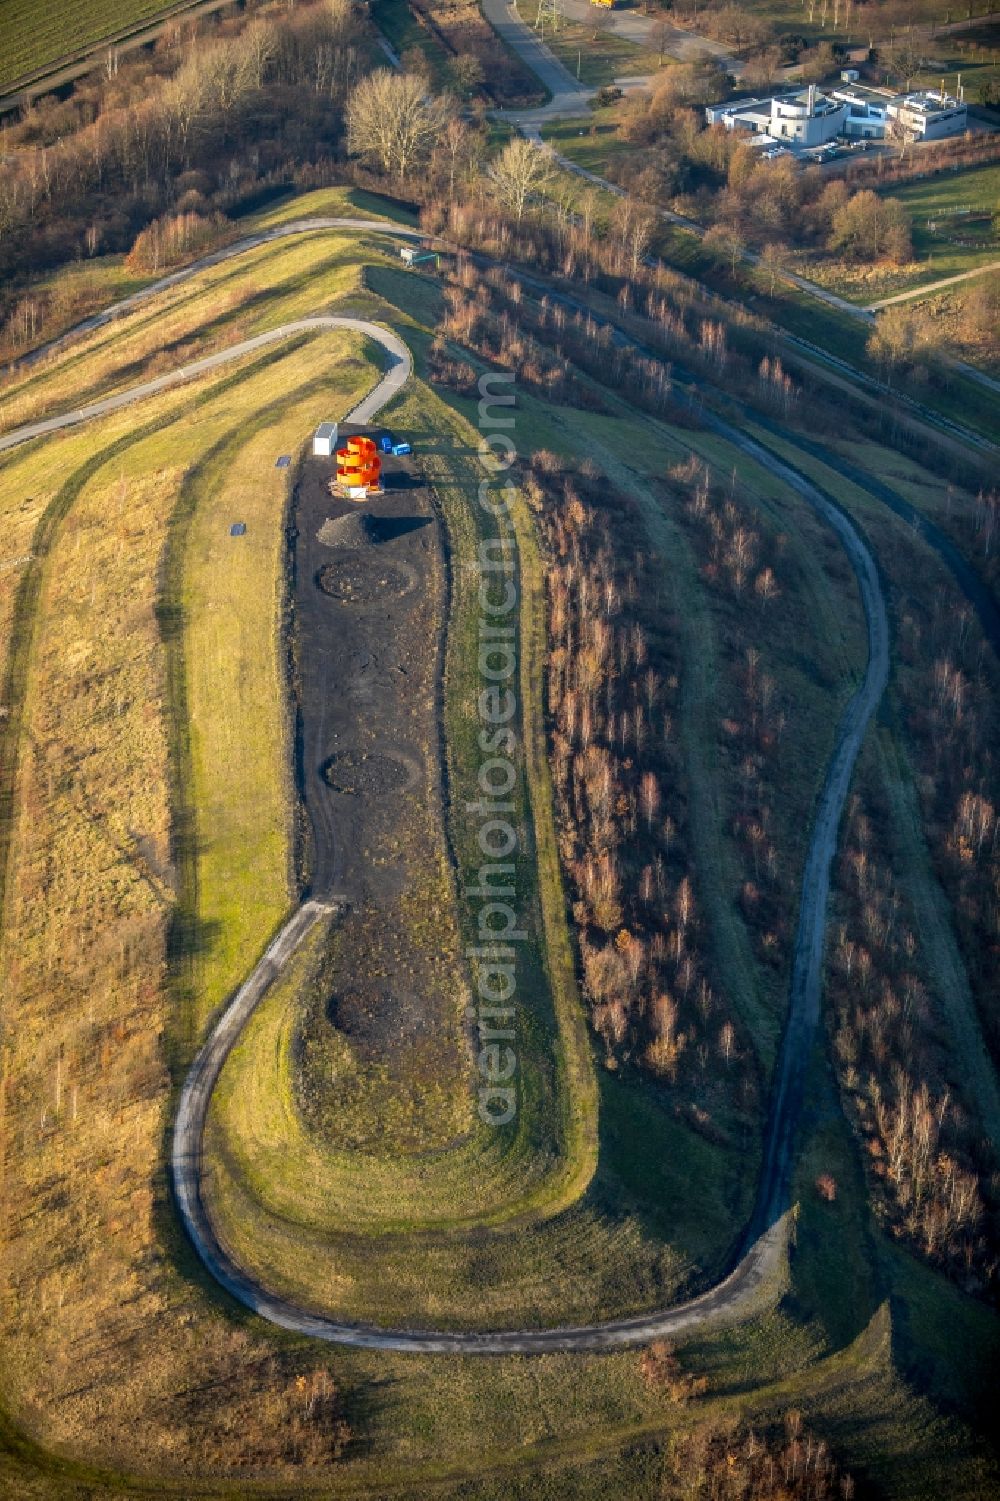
[[335, 435, 382, 493]]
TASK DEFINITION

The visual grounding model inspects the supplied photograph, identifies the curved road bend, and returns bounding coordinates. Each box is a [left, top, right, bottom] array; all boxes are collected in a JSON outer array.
[[6, 217, 423, 379], [6, 209, 993, 454], [709, 424, 890, 1241], [0, 310, 413, 455], [1, 266, 890, 1352]]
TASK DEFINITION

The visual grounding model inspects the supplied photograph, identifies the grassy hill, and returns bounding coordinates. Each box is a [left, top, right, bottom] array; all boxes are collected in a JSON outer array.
[[0, 187, 995, 1497]]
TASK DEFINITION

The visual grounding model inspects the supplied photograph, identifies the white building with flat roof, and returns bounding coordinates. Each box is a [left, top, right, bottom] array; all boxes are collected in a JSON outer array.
[[705, 96, 770, 129], [709, 86, 849, 147], [833, 88, 889, 140], [886, 90, 968, 140], [706, 81, 966, 154]]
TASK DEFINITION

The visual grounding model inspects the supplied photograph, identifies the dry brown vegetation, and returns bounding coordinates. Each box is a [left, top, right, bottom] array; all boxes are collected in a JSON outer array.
[[906, 278, 1000, 382], [662, 456, 798, 980], [528, 451, 759, 1130], [434, 262, 612, 411], [124, 206, 233, 272], [407, 0, 541, 105], [828, 782, 998, 1293], [420, 189, 853, 441], [421, 181, 988, 504], [894, 578, 1000, 1085], [640, 1343, 855, 1497], [0, 427, 351, 1475], [665, 1411, 855, 1500], [614, 91, 913, 266], [421, 235, 751, 427], [0, 0, 364, 325], [894, 609, 996, 1080]]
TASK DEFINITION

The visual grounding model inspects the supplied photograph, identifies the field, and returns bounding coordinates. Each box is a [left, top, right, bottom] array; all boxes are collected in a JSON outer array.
[[885, 163, 1000, 276], [0, 183, 997, 1498], [0, 0, 191, 91]]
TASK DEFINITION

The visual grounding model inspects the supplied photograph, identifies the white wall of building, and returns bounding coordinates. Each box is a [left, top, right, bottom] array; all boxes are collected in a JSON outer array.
[[887, 92, 968, 139], [769, 89, 848, 145]]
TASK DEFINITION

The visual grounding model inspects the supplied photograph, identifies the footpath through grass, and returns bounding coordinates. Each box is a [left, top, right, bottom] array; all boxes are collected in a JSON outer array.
[[202, 270, 774, 1321]]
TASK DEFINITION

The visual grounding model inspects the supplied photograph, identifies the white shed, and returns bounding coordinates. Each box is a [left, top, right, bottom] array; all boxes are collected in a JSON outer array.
[[313, 421, 339, 457]]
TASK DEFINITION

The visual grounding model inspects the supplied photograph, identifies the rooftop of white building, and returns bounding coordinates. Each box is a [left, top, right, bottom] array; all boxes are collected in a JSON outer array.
[[894, 90, 964, 115]]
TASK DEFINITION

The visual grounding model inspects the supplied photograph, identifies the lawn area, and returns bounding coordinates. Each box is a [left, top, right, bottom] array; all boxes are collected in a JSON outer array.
[[891, 161, 1000, 272], [250, 181, 420, 229], [0, 343, 398, 1475], [810, 162, 1000, 303], [201, 263, 818, 1326], [0, 224, 377, 436], [539, 16, 673, 86], [0, 0, 181, 89], [542, 108, 636, 174], [165, 332, 377, 1047], [197, 330, 599, 1233]]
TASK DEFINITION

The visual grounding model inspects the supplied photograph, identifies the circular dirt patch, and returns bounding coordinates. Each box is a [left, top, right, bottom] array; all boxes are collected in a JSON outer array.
[[317, 557, 415, 604], [321, 748, 417, 796]]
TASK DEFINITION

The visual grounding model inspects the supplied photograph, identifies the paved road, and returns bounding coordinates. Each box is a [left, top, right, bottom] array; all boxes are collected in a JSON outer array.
[[163, 405, 888, 1353], [556, 0, 737, 68], [1, 307, 413, 454], [712, 424, 890, 1240], [7, 217, 422, 382], [1, 219, 891, 1351], [483, 0, 590, 115]]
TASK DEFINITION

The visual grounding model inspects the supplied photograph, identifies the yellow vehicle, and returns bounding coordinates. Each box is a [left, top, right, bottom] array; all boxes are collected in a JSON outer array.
[[591, 0, 617, 8]]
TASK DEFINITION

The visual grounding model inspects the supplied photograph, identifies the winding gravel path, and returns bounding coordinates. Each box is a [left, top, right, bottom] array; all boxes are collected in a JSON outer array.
[[0, 225, 890, 1352]]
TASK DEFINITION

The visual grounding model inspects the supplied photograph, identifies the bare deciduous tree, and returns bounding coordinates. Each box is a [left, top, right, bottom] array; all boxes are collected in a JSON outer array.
[[488, 136, 552, 225], [346, 70, 451, 180]]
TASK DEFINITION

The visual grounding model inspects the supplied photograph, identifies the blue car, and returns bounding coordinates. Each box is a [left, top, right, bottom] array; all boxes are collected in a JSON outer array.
[[391, 441, 412, 456], [379, 434, 394, 453]]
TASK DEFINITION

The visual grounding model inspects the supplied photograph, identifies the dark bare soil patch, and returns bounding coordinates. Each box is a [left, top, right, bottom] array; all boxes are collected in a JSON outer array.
[[321, 747, 416, 796], [317, 556, 416, 604], [287, 432, 469, 1150]]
